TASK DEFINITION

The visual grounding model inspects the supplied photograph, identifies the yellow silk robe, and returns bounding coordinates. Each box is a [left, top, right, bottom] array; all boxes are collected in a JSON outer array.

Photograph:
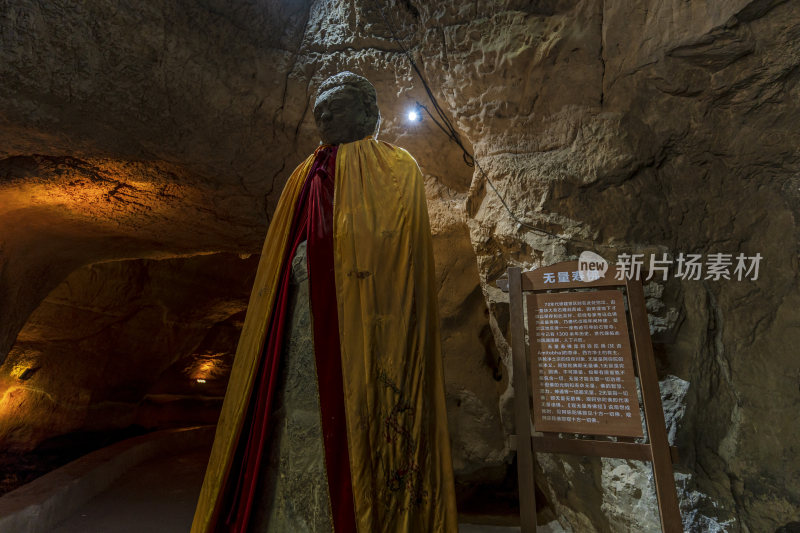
[[192, 139, 458, 532]]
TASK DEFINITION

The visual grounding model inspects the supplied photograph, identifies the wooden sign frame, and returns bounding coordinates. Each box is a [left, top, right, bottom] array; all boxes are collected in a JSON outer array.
[[499, 261, 682, 533]]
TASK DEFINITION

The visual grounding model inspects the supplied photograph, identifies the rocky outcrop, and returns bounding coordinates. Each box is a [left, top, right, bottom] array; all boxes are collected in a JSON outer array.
[[1, 0, 798, 530], [0, 253, 257, 452], [398, 1, 799, 530]]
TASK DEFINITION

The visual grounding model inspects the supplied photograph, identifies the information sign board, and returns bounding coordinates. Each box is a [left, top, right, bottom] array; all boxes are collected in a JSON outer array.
[[528, 290, 643, 437]]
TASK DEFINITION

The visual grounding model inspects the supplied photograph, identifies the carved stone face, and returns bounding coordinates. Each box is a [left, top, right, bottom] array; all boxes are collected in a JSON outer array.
[[313, 72, 380, 145]]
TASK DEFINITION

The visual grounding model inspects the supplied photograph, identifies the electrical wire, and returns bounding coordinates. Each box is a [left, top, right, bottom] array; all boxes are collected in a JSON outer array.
[[370, 0, 570, 242]]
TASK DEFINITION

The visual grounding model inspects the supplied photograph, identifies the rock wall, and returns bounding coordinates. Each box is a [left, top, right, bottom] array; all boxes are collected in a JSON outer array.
[[384, 1, 799, 530], [0, 253, 257, 451], [1, 0, 799, 531]]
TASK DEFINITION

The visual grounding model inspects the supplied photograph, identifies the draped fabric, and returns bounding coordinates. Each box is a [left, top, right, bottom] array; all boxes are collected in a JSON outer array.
[[218, 145, 351, 532], [334, 141, 458, 533], [191, 152, 314, 533], [307, 149, 358, 532], [191, 139, 458, 533]]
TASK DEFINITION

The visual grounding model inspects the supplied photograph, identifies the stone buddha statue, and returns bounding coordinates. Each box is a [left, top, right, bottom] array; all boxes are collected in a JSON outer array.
[[193, 71, 457, 533], [313, 71, 381, 145], [250, 72, 382, 532]]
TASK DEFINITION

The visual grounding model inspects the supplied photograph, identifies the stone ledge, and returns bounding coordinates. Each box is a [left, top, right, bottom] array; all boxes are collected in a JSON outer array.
[[0, 426, 214, 533]]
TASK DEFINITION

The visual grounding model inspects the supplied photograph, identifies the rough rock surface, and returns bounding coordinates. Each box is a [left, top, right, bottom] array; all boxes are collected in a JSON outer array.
[[252, 243, 333, 532], [0, 253, 257, 452], [1, 0, 799, 531]]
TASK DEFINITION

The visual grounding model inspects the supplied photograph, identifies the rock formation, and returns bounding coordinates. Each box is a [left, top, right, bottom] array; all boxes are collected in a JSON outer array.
[[1, 1, 798, 531]]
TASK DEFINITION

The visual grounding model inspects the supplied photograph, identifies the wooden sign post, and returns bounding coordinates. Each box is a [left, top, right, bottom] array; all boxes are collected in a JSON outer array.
[[499, 261, 682, 533]]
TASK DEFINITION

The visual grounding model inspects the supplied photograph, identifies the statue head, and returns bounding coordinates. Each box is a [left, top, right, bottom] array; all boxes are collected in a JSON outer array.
[[313, 71, 380, 145]]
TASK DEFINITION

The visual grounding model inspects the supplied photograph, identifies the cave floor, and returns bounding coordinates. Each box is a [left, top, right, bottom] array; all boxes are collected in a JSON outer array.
[[48, 445, 521, 533], [51, 448, 209, 533]]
